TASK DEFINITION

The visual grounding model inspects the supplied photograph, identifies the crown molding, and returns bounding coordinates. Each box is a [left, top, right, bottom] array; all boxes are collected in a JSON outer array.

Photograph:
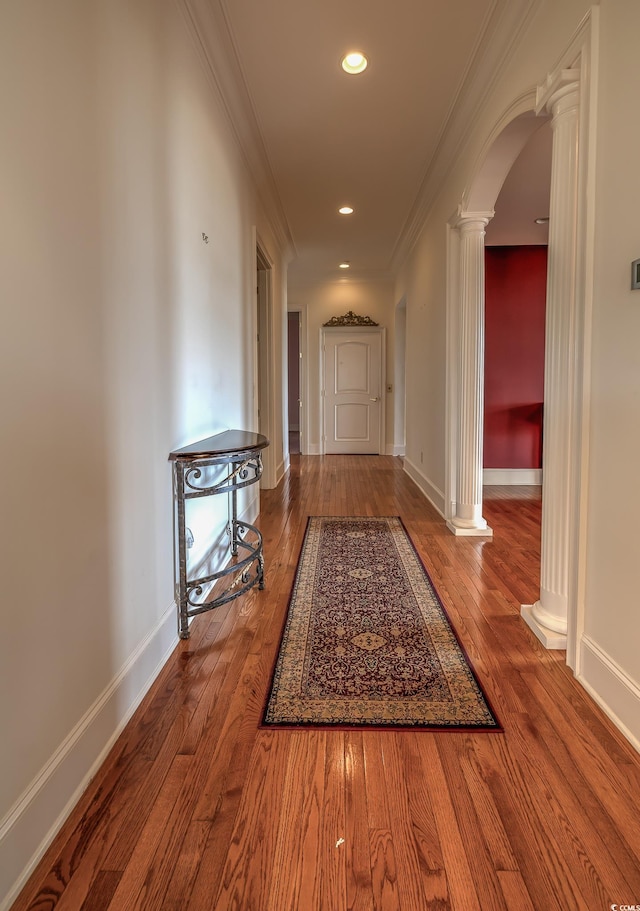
[[177, 0, 295, 260], [390, 0, 542, 272]]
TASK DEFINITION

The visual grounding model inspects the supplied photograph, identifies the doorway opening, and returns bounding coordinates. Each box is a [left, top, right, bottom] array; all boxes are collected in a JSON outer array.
[[287, 311, 301, 454]]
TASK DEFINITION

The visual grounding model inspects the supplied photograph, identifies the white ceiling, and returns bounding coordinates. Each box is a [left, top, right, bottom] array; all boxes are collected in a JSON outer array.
[[203, 0, 551, 280]]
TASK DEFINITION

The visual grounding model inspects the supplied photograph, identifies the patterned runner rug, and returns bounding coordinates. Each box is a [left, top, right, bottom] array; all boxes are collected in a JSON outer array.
[[263, 516, 500, 730]]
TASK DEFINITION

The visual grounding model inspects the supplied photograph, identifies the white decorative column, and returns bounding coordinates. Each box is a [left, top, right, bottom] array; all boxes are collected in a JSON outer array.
[[522, 70, 580, 649], [447, 213, 493, 537]]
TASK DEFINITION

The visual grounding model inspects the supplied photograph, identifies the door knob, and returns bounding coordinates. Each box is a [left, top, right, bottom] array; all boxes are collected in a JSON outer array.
[[369, 397, 379, 402]]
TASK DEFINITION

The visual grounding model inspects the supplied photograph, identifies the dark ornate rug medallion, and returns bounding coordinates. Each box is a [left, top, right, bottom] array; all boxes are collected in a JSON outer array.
[[263, 517, 501, 730]]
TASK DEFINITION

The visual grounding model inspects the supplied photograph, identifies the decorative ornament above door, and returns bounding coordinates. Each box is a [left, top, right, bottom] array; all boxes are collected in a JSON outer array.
[[323, 310, 379, 327]]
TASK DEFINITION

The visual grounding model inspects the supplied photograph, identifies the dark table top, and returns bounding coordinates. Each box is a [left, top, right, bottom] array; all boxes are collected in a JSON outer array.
[[169, 430, 270, 462]]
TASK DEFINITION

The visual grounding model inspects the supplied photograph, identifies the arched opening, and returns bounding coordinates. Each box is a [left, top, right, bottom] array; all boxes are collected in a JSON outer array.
[[447, 21, 597, 672], [446, 101, 545, 537], [484, 121, 552, 487]]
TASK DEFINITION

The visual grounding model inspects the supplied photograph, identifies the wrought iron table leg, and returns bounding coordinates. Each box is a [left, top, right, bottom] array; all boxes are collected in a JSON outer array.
[[174, 462, 190, 639], [230, 462, 239, 556]]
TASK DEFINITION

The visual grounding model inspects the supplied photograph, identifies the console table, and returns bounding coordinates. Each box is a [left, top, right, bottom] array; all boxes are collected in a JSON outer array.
[[169, 430, 269, 638]]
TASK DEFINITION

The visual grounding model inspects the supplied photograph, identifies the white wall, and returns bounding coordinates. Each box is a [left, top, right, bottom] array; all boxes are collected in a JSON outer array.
[[579, 0, 640, 746], [0, 1, 286, 905], [288, 276, 396, 453], [395, 225, 449, 511]]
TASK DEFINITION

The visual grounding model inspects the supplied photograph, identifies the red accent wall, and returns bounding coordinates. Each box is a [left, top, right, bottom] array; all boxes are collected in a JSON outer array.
[[484, 246, 547, 469], [287, 312, 300, 427]]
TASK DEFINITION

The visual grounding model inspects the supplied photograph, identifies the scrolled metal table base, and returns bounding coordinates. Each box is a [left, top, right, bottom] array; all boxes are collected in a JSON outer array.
[[169, 431, 270, 639]]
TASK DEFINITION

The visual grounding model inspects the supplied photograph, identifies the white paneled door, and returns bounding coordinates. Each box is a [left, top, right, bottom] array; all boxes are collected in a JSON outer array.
[[322, 327, 385, 454]]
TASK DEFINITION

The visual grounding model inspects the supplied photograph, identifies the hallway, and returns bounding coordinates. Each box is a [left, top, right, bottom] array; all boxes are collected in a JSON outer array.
[[12, 456, 640, 910]]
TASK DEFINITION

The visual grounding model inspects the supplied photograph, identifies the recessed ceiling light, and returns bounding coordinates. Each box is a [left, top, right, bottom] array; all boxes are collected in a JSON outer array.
[[341, 52, 367, 75], [339, 206, 354, 215], [339, 262, 350, 269]]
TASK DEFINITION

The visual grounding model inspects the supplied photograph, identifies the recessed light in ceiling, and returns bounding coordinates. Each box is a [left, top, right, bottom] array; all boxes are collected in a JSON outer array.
[[339, 206, 354, 215], [341, 52, 367, 75], [535, 216, 550, 224], [339, 262, 350, 269]]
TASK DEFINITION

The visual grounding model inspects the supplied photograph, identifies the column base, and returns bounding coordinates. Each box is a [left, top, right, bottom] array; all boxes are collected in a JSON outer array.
[[521, 604, 567, 649], [446, 520, 493, 537]]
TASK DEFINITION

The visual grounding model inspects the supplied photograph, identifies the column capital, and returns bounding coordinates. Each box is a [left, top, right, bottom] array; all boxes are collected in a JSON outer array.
[[451, 208, 494, 231], [536, 67, 580, 117]]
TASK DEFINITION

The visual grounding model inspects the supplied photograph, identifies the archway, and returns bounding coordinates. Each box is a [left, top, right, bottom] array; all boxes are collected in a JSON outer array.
[[446, 12, 597, 671], [446, 98, 543, 537]]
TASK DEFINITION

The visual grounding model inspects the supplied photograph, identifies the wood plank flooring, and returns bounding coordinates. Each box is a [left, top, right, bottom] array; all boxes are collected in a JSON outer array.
[[11, 455, 640, 910]]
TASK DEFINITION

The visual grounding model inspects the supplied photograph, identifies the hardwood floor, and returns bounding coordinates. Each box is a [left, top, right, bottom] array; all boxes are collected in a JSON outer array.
[[11, 456, 640, 910]]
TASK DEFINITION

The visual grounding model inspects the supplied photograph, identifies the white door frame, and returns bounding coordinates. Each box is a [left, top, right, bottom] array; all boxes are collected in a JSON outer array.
[[254, 234, 277, 489], [393, 298, 407, 457]]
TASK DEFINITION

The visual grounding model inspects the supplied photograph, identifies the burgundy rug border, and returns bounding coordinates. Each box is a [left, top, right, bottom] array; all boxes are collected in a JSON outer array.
[[260, 515, 503, 733]]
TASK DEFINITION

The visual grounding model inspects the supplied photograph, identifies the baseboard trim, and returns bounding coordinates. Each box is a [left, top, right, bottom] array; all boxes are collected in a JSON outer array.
[[0, 605, 178, 911], [483, 468, 542, 485], [403, 458, 446, 517], [386, 444, 406, 456], [578, 635, 640, 755]]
